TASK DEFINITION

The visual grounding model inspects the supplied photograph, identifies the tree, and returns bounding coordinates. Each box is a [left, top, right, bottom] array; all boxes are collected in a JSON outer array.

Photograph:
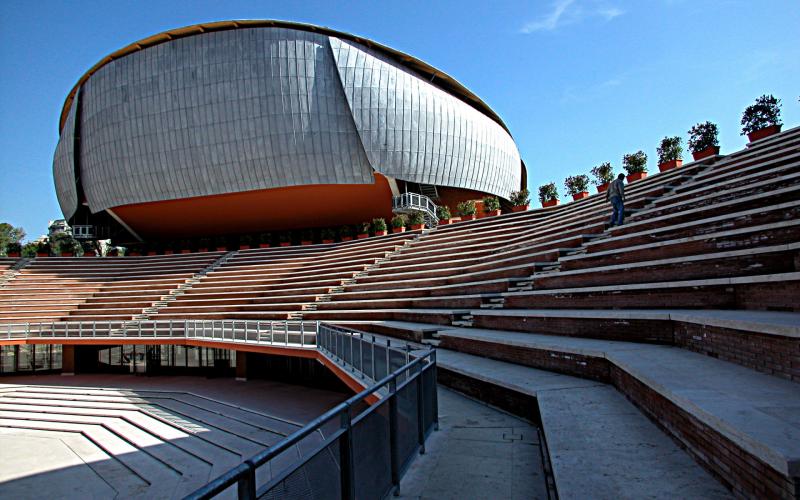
[[0, 223, 25, 255]]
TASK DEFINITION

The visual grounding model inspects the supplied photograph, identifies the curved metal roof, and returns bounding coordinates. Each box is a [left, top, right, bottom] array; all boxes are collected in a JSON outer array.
[[58, 19, 512, 135]]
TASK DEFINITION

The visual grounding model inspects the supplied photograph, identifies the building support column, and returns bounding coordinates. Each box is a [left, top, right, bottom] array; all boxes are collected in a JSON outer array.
[[61, 345, 75, 376], [235, 350, 247, 381]]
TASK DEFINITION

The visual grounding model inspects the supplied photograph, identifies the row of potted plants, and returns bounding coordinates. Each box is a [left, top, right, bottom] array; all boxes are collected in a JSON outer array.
[[537, 94, 785, 206]]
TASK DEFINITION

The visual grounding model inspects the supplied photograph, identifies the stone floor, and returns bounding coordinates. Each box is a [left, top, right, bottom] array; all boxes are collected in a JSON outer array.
[[398, 386, 550, 500]]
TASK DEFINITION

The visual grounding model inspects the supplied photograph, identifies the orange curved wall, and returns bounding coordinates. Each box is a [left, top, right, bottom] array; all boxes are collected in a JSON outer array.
[[112, 173, 396, 239]]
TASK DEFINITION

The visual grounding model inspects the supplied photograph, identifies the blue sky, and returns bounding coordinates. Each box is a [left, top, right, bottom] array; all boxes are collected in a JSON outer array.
[[1, 0, 798, 239]]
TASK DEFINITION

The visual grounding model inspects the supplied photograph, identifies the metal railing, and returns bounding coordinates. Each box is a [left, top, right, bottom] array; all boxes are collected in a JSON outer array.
[[186, 323, 438, 500], [392, 192, 439, 227], [0, 320, 318, 348]]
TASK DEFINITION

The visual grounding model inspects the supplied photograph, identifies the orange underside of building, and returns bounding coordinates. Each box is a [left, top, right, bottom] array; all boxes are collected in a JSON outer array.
[[109, 173, 489, 239], [113, 173, 397, 239]]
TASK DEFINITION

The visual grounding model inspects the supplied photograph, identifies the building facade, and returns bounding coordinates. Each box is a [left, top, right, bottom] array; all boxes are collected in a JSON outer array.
[[53, 20, 525, 241]]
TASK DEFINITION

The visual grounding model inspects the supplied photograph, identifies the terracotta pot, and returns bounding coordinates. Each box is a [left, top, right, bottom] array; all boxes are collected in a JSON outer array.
[[439, 218, 452, 225], [128, 251, 140, 256], [60, 251, 73, 257], [511, 205, 529, 212], [392, 227, 406, 233], [7, 252, 20, 257], [180, 249, 191, 254], [198, 247, 209, 252], [658, 159, 683, 172], [357, 234, 369, 240], [375, 230, 387, 236], [36, 252, 48, 257], [691, 145, 720, 161], [322, 239, 334, 244], [84, 251, 97, 257], [626, 172, 647, 183], [164, 250, 174, 255], [483, 209, 501, 217], [571, 192, 589, 201], [596, 182, 610, 193], [216, 246, 227, 251], [747, 124, 781, 143], [450, 217, 462, 223], [239, 245, 251, 250], [460, 214, 476, 221], [410, 224, 424, 230], [341, 236, 353, 241], [542, 199, 559, 208], [147, 251, 157, 256], [280, 242, 291, 247], [301, 241, 312, 246], [259, 243, 270, 248]]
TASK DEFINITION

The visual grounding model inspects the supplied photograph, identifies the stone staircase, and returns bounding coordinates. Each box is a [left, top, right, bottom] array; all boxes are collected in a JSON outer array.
[[0, 258, 32, 288]]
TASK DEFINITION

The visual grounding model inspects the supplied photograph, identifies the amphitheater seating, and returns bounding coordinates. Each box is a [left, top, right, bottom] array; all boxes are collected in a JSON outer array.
[[0, 252, 225, 323]]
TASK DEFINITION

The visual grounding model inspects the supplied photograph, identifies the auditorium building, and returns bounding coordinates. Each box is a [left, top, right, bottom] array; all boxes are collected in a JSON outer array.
[[53, 20, 525, 241]]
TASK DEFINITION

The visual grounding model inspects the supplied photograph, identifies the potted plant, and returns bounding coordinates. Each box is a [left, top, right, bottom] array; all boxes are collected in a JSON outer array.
[[107, 246, 119, 257], [509, 189, 530, 212], [357, 222, 371, 239], [198, 238, 210, 252], [22, 242, 38, 258], [321, 228, 336, 244], [657, 136, 683, 172], [179, 239, 192, 253], [688, 121, 720, 160], [741, 94, 782, 142], [564, 174, 590, 201], [538, 182, 559, 208], [236, 235, 251, 250], [6, 242, 21, 257], [372, 218, 387, 236], [278, 233, 291, 247], [339, 226, 353, 241], [482, 196, 501, 216], [213, 236, 227, 251], [391, 215, 407, 233], [622, 150, 648, 182], [436, 205, 453, 224], [57, 238, 77, 257], [591, 162, 614, 193], [82, 241, 96, 257], [457, 200, 477, 220], [300, 229, 314, 245], [257, 233, 271, 248], [162, 240, 175, 254], [407, 211, 425, 230]]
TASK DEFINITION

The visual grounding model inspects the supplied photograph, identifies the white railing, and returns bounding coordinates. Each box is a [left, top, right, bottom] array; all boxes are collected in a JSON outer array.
[[0, 320, 318, 348], [392, 192, 438, 227]]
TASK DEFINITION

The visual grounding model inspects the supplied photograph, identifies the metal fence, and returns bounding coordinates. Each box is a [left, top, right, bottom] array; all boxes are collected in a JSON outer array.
[[392, 192, 438, 227], [185, 323, 438, 500], [0, 319, 318, 348]]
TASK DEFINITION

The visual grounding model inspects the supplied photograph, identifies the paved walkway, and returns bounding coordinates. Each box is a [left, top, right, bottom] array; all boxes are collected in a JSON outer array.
[[398, 386, 550, 500]]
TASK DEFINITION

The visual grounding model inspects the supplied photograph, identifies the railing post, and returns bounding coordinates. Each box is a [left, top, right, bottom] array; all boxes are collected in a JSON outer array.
[[389, 377, 400, 496], [300, 321, 304, 347], [316, 320, 320, 348], [371, 336, 376, 380], [237, 463, 256, 500], [431, 351, 439, 431], [385, 338, 391, 380], [339, 406, 355, 500], [359, 335, 364, 379], [284, 321, 289, 346], [257, 321, 261, 344], [416, 366, 426, 454]]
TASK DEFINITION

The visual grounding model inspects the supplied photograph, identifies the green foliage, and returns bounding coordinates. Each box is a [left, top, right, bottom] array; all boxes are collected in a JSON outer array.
[[436, 205, 451, 220], [509, 189, 530, 206], [482, 196, 500, 212], [321, 228, 336, 240], [300, 229, 314, 241], [456, 200, 476, 216], [198, 237, 211, 248], [0, 222, 25, 255], [372, 218, 387, 232], [688, 121, 719, 152], [36, 241, 51, 255], [622, 150, 648, 174], [6, 241, 22, 254], [741, 94, 782, 135], [22, 242, 38, 258], [81, 241, 96, 254], [257, 233, 270, 244], [339, 225, 353, 237], [564, 175, 590, 196], [358, 222, 371, 235], [51, 233, 80, 255], [239, 235, 253, 245], [391, 215, 407, 228], [278, 233, 290, 243], [657, 136, 683, 164], [538, 182, 558, 203], [409, 211, 425, 225], [590, 162, 614, 185]]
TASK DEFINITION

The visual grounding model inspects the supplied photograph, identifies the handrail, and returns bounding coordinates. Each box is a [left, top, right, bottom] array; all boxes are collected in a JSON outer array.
[[392, 192, 439, 227], [185, 323, 438, 500]]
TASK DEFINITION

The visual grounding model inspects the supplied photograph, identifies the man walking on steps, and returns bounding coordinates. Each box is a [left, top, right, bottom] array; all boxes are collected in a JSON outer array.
[[606, 173, 626, 226]]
